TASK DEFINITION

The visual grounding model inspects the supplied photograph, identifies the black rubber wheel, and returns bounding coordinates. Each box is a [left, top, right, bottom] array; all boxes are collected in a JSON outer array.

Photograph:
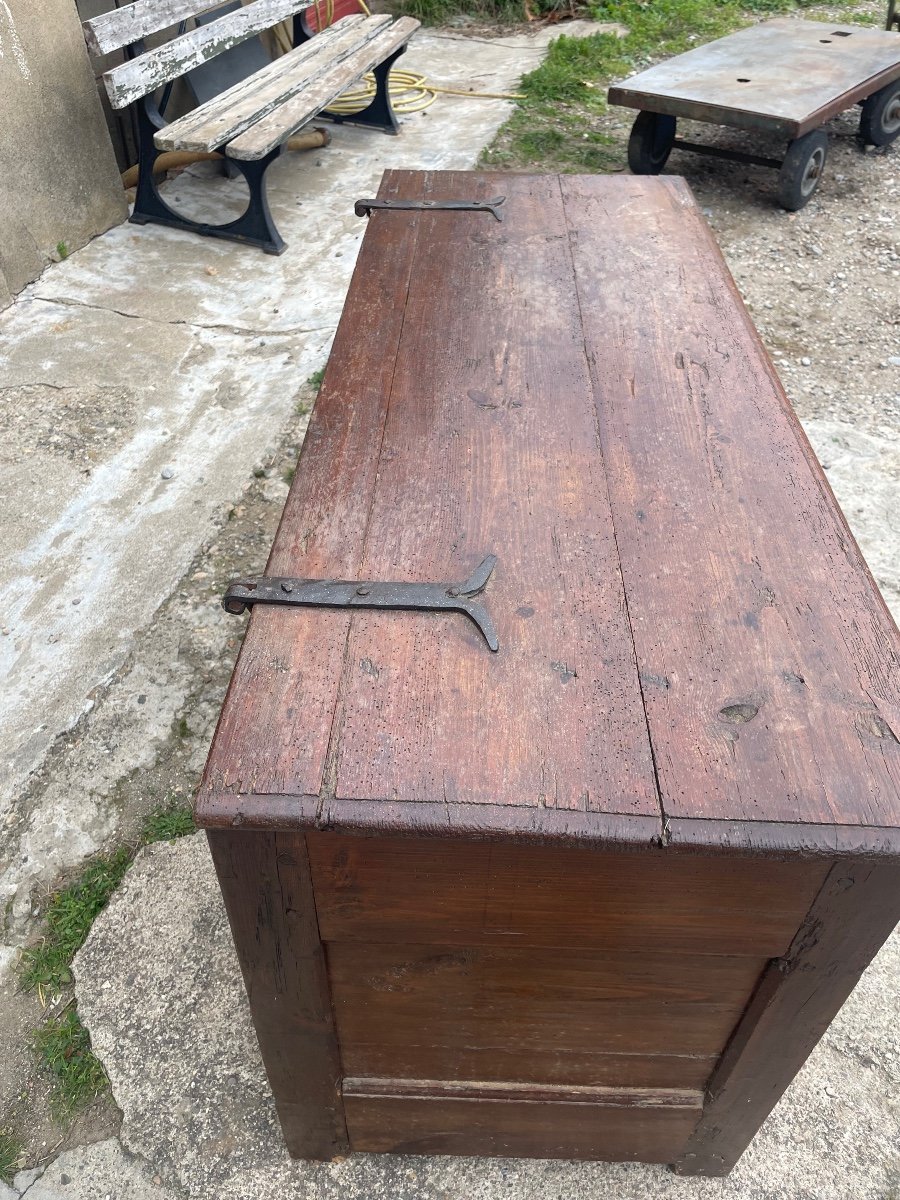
[[627, 111, 677, 175], [776, 129, 829, 211], [859, 78, 900, 147]]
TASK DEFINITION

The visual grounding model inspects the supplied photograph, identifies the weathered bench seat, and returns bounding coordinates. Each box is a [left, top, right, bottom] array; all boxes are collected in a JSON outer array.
[[82, 1, 420, 254]]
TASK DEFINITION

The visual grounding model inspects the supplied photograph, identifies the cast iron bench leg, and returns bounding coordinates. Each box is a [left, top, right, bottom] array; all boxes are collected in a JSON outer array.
[[130, 95, 287, 256], [326, 43, 407, 135]]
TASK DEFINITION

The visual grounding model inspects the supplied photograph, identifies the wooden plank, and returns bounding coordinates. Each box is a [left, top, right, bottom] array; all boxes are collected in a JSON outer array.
[[327, 172, 660, 820], [675, 860, 900, 1175], [155, 15, 386, 152], [559, 173, 900, 832], [607, 19, 900, 137], [308, 834, 831, 957], [327, 942, 767, 1076], [344, 1088, 702, 1160], [197, 171, 426, 810], [206, 829, 347, 1159], [101, 0, 311, 109], [226, 16, 420, 159], [342, 1050, 716, 1092], [83, 0, 225, 56]]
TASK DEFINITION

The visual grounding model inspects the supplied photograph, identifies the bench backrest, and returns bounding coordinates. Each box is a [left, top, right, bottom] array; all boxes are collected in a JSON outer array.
[[84, 0, 311, 109], [83, 0, 231, 56]]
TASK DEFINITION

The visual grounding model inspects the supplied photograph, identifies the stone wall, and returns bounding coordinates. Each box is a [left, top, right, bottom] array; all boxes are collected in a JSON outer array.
[[0, 0, 126, 307]]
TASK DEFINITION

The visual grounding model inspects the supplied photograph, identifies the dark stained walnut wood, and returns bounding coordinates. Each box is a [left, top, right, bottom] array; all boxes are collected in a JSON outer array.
[[327, 941, 767, 1080], [343, 1081, 703, 1161], [559, 173, 900, 837], [309, 834, 830, 957], [675, 859, 900, 1176], [197, 171, 900, 1173], [206, 830, 347, 1159]]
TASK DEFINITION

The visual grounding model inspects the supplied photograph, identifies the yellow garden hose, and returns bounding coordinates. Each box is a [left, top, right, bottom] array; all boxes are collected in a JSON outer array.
[[325, 69, 524, 116], [272, 4, 524, 114]]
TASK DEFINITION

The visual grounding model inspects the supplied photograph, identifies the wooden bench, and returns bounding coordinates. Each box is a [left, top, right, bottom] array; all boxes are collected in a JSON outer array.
[[197, 172, 900, 1171], [82, 1, 420, 254]]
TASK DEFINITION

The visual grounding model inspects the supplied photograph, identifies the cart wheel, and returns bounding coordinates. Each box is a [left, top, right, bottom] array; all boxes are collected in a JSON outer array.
[[777, 130, 828, 211], [859, 79, 900, 146], [627, 112, 677, 175]]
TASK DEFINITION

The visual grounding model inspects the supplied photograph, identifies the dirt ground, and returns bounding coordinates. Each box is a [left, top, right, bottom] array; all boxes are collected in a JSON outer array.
[[1, 8, 898, 1178]]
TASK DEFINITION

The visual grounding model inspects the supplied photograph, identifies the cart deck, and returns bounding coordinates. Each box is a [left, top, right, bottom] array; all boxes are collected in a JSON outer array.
[[608, 16, 900, 210], [608, 19, 900, 138]]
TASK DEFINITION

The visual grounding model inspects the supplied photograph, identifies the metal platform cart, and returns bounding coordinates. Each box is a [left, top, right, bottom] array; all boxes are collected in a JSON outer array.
[[608, 4, 900, 210]]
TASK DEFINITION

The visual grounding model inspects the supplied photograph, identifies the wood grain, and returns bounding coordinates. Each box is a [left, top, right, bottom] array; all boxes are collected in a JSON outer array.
[[308, 833, 830, 956], [227, 18, 420, 159], [344, 1087, 702, 1160], [327, 941, 767, 1079], [197, 171, 426, 813], [154, 15, 379, 151], [83, 0, 225, 56], [675, 859, 900, 1175], [561, 173, 900, 834], [332, 171, 660, 819], [206, 830, 347, 1158], [102, 0, 311, 108], [607, 19, 900, 138]]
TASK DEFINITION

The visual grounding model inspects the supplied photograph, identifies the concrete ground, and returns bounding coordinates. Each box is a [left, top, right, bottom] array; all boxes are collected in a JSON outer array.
[[1, 10, 899, 1199]]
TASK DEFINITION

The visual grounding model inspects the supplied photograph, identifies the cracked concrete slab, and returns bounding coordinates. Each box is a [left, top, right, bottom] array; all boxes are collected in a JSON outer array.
[[8, 1139, 177, 1200], [73, 835, 900, 1200]]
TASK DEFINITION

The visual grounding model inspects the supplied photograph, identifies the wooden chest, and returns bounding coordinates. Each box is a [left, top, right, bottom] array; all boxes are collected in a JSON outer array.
[[196, 171, 900, 1176]]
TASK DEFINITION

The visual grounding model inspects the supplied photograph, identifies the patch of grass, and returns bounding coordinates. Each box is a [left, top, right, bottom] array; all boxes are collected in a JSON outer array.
[[0, 1130, 24, 1184], [306, 367, 326, 390], [20, 798, 196, 996], [32, 1009, 107, 1116], [19, 848, 132, 996], [283, 465, 296, 484], [482, 0, 826, 172], [173, 715, 191, 739], [55, 241, 69, 260], [141, 799, 195, 844]]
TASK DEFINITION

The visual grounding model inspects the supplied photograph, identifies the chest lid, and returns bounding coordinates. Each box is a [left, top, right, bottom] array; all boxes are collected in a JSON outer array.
[[197, 170, 900, 854]]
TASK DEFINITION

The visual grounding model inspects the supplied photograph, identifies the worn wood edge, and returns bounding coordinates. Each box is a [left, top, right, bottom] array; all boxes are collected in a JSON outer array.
[[83, 0, 223, 56], [795, 61, 900, 135], [672, 858, 900, 1176], [194, 792, 900, 859], [101, 0, 310, 108], [605, 87, 799, 137], [666, 818, 900, 860], [194, 790, 665, 846], [342, 1078, 704, 1109]]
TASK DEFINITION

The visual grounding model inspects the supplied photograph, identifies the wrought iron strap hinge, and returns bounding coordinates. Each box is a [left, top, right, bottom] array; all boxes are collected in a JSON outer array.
[[354, 197, 506, 222], [223, 555, 500, 652]]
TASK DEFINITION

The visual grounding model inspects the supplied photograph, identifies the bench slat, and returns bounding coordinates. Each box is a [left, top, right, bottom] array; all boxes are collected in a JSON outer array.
[[156, 14, 389, 152], [227, 15, 420, 159], [101, 0, 312, 109], [84, 0, 225, 57]]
